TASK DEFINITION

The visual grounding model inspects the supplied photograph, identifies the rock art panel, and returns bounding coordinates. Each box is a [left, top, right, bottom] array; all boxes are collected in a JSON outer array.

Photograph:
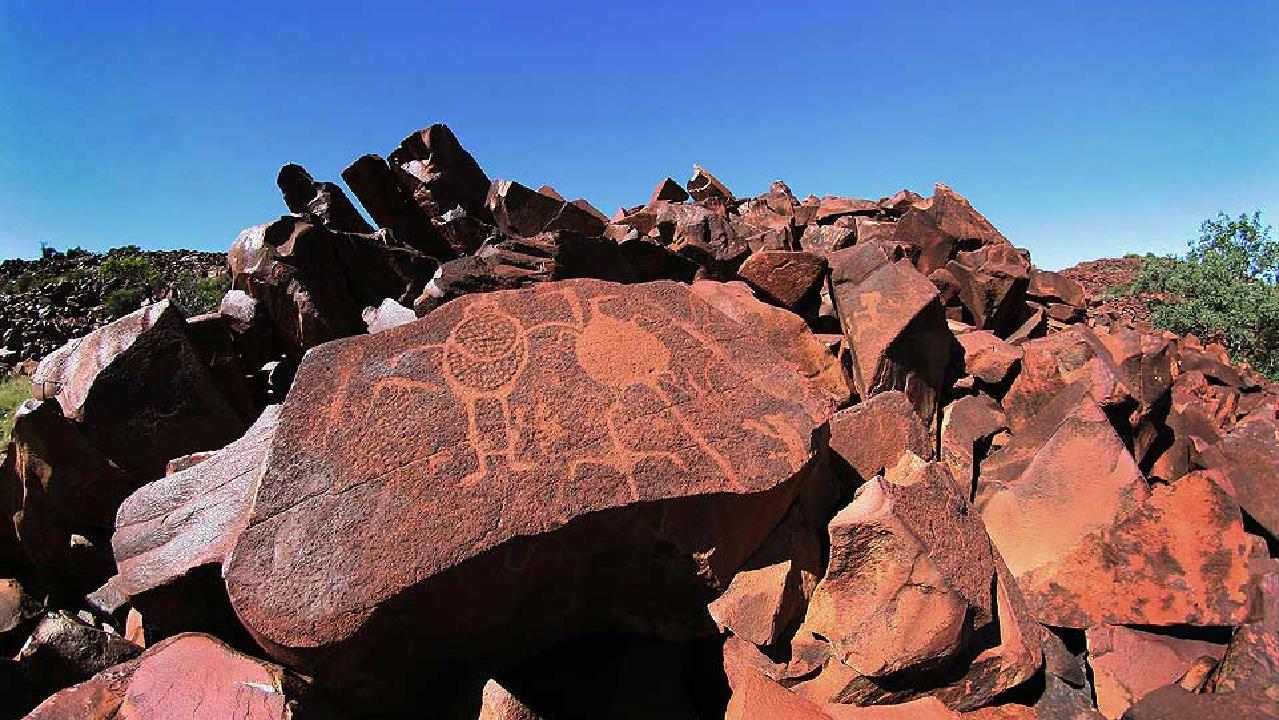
[[225, 279, 831, 712]]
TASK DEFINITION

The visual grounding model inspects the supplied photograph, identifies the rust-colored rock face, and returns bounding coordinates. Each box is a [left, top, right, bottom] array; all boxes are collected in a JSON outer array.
[[1086, 625, 1227, 719], [1201, 407, 1279, 540], [978, 385, 1149, 590], [1120, 684, 1279, 720], [737, 250, 828, 311], [789, 456, 1040, 711], [689, 280, 849, 408], [1014, 471, 1252, 627], [225, 278, 829, 706], [957, 330, 1023, 385], [828, 391, 934, 481], [23, 633, 341, 720], [828, 242, 951, 424]]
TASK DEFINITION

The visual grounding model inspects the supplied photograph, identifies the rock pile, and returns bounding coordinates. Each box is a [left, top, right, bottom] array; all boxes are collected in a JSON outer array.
[[0, 249, 226, 372], [1061, 257, 1155, 329], [0, 123, 1276, 719]]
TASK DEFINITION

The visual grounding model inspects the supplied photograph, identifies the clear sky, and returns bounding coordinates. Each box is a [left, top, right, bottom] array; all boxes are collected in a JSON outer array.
[[1, 1, 1276, 269]]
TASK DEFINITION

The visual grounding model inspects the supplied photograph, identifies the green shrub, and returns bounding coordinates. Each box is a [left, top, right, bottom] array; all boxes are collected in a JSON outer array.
[[100, 251, 161, 296], [170, 271, 230, 315], [0, 375, 32, 446], [105, 287, 147, 318], [1123, 211, 1279, 379]]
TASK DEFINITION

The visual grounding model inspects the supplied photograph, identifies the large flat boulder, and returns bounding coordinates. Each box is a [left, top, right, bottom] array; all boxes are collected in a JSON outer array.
[[225, 279, 833, 713]]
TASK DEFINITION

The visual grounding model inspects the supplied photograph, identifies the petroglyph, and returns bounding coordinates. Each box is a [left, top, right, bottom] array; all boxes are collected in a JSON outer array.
[[229, 279, 829, 649]]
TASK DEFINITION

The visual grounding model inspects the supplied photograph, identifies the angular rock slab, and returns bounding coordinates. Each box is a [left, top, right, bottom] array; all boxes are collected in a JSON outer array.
[[828, 242, 951, 425], [1016, 471, 1253, 627], [790, 457, 1040, 710], [1086, 625, 1227, 719], [1200, 407, 1279, 541], [226, 279, 831, 711], [112, 405, 281, 602], [1119, 684, 1279, 720], [828, 391, 934, 482], [977, 385, 1150, 601], [23, 633, 342, 720], [30, 300, 245, 482], [690, 280, 849, 410]]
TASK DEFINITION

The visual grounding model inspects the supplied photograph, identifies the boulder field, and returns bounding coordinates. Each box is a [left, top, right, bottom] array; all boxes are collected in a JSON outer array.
[[0, 123, 1276, 719]]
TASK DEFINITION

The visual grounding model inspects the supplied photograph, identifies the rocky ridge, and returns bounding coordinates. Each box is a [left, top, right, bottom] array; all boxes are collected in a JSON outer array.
[[0, 124, 1275, 719], [0, 249, 226, 371]]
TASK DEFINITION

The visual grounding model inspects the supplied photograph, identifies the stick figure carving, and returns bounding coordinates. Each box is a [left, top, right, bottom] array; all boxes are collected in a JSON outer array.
[[441, 302, 534, 485]]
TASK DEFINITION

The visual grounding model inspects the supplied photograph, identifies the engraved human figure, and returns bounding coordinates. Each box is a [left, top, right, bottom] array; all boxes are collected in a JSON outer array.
[[441, 302, 534, 485]]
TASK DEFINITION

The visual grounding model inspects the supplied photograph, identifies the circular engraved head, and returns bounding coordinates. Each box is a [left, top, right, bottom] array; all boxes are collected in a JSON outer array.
[[449, 305, 522, 361], [444, 304, 527, 393]]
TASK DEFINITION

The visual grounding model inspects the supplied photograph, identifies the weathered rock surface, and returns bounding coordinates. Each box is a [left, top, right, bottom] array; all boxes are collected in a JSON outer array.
[[387, 124, 492, 223], [1012, 471, 1251, 627], [789, 455, 1040, 710], [23, 633, 343, 720], [957, 330, 1023, 385], [8, 399, 131, 593], [1214, 624, 1279, 701], [828, 242, 951, 424], [16, 611, 141, 700], [1200, 407, 1279, 540], [229, 217, 436, 358], [110, 406, 281, 638], [478, 679, 543, 720], [276, 163, 374, 235], [827, 391, 933, 481], [737, 250, 827, 311], [1120, 684, 1279, 720], [29, 300, 246, 482], [1086, 625, 1227, 719], [225, 279, 832, 712]]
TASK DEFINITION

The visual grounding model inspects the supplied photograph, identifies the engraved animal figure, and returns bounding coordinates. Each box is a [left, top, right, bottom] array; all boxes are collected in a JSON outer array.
[[571, 295, 744, 498]]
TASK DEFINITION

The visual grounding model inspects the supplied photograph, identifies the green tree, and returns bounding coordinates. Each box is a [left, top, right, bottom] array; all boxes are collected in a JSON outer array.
[[1125, 211, 1279, 379]]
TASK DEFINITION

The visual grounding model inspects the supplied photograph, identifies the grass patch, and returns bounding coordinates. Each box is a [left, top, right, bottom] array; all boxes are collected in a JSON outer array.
[[0, 375, 32, 446]]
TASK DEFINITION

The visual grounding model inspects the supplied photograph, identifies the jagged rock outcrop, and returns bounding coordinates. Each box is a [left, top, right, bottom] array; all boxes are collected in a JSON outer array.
[[2, 122, 1275, 720]]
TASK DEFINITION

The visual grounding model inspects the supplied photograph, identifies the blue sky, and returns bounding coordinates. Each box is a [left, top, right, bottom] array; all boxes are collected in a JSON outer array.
[[1, 2, 1275, 269]]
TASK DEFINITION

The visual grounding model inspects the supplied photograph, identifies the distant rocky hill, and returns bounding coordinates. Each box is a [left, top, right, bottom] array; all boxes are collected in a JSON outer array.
[[0, 249, 226, 371]]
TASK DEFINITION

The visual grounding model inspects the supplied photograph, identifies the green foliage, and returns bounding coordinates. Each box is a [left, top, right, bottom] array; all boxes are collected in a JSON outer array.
[[170, 271, 231, 315], [100, 250, 161, 295], [105, 287, 147, 318], [0, 375, 32, 446], [1125, 211, 1279, 379]]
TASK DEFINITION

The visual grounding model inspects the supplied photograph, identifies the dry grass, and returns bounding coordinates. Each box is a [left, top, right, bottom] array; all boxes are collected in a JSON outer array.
[[0, 375, 32, 446]]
